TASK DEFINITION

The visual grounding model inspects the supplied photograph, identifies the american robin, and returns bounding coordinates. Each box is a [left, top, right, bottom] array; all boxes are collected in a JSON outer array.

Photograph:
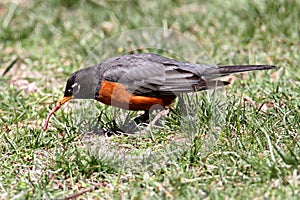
[[43, 53, 276, 131]]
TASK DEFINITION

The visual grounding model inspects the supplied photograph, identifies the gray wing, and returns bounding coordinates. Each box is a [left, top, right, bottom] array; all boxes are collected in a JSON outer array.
[[102, 54, 227, 96]]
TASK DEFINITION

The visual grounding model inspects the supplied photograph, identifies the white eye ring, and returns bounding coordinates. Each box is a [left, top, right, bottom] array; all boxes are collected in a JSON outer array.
[[71, 83, 78, 88], [75, 84, 80, 94], [71, 82, 80, 94]]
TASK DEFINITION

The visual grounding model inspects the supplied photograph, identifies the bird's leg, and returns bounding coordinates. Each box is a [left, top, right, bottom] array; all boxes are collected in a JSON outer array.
[[134, 110, 150, 124], [118, 110, 150, 134], [95, 110, 122, 136], [138, 109, 169, 135], [121, 108, 167, 134]]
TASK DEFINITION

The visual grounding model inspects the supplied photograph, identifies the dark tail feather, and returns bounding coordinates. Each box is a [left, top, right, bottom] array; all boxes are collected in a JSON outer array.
[[217, 65, 277, 75], [194, 80, 230, 91]]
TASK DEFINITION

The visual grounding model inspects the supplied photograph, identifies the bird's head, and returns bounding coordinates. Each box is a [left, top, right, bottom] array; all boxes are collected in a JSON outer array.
[[44, 66, 100, 131]]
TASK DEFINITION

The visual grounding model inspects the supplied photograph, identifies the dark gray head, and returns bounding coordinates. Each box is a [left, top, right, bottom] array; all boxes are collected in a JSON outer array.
[[63, 66, 100, 99]]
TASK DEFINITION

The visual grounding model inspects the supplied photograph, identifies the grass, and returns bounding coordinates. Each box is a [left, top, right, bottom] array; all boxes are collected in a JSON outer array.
[[0, 0, 299, 199]]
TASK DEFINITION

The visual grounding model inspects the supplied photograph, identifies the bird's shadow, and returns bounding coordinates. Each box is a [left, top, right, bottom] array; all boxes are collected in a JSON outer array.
[[76, 108, 176, 137]]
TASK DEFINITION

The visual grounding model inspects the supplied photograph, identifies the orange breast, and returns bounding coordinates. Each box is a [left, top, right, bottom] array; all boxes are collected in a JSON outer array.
[[98, 80, 176, 110]]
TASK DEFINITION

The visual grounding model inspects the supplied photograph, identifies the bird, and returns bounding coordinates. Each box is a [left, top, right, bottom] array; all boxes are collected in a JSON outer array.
[[43, 53, 276, 131]]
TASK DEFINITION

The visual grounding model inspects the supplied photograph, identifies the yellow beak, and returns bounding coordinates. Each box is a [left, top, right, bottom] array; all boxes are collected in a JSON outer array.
[[56, 96, 73, 106]]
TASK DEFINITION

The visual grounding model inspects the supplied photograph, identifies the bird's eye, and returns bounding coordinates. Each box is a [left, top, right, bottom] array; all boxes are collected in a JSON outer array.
[[71, 83, 80, 95]]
